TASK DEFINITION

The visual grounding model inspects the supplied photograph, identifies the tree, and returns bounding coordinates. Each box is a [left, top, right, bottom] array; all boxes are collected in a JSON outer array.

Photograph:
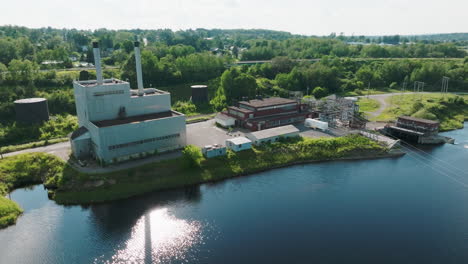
[[0, 38, 18, 65], [355, 65, 376, 87], [7, 59, 39, 84], [182, 145, 204, 168], [271, 56, 294, 75], [312, 86, 328, 98]]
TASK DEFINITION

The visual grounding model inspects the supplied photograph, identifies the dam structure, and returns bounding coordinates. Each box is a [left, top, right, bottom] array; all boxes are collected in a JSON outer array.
[[70, 41, 186, 164]]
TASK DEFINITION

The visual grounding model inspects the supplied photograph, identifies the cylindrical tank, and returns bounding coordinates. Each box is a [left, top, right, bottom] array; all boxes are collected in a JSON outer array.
[[14, 98, 50, 123], [191, 85, 208, 103]]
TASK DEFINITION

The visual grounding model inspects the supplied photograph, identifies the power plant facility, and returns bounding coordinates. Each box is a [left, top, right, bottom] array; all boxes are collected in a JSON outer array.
[[14, 98, 50, 123], [70, 41, 186, 164], [216, 97, 315, 131]]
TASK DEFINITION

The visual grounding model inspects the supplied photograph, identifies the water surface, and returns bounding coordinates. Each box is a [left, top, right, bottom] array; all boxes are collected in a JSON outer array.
[[1, 124, 468, 264]]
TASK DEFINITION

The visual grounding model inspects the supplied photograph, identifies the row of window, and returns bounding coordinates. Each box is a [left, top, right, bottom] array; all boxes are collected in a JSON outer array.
[[108, 133, 180, 150], [94, 90, 124, 96]]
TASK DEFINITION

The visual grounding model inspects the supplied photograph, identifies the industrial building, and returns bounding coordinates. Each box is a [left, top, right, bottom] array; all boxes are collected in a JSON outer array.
[[302, 95, 364, 128], [191, 85, 209, 103], [383, 116, 453, 144], [202, 144, 227, 158], [226, 137, 252, 152], [246, 125, 300, 145], [218, 97, 314, 131], [70, 41, 186, 164]]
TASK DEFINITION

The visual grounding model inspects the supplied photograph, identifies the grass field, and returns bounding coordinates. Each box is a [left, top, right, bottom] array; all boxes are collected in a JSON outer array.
[[375, 93, 468, 131], [357, 98, 381, 112]]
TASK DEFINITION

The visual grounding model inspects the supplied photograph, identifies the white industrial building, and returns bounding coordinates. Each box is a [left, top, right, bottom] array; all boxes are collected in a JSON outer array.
[[225, 137, 252, 152], [70, 41, 186, 164], [215, 113, 236, 128], [202, 144, 227, 158], [246, 125, 300, 145]]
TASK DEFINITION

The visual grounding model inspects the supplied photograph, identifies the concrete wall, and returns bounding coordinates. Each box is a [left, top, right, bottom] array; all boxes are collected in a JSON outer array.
[[74, 81, 172, 125], [94, 114, 186, 162], [127, 93, 171, 117], [226, 141, 252, 152], [71, 136, 91, 159]]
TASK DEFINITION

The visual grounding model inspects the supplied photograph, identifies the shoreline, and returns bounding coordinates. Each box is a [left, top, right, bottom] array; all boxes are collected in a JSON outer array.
[[1, 135, 401, 228], [52, 149, 405, 205]]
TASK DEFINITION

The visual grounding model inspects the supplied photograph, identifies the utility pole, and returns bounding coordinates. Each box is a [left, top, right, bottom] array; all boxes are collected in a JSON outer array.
[[367, 82, 371, 98]]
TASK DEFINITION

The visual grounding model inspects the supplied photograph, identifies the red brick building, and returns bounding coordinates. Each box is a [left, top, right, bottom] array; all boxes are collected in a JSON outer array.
[[396, 116, 439, 136], [223, 97, 315, 131]]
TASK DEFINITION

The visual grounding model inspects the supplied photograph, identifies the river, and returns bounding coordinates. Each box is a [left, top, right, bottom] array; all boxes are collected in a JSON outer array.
[[1, 125, 468, 264]]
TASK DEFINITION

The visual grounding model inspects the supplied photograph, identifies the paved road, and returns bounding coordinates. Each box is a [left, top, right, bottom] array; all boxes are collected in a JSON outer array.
[[4, 141, 71, 161]]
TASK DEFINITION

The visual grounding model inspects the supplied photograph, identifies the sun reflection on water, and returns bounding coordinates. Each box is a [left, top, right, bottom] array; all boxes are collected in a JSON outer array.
[[101, 208, 202, 264]]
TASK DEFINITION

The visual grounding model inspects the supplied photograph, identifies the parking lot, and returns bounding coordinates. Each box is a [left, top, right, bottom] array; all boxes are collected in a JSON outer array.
[[186, 119, 333, 148]]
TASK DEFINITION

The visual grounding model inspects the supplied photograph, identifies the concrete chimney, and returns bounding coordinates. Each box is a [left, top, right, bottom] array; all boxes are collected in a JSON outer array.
[[134, 41, 144, 96], [92, 42, 103, 85]]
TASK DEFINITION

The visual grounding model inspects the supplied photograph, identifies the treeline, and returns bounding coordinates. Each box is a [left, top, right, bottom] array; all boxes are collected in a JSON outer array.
[[209, 56, 468, 110], [241, 38, 466, 60]]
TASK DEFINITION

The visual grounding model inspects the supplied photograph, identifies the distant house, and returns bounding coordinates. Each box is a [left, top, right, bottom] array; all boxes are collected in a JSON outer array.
[[202, 144, 227, 158], [246, 125, 300, 145], [226, 137, 252, 152]]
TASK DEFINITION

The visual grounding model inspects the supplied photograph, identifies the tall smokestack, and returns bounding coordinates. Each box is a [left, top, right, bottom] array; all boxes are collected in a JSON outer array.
[[134, 41, 144, 96], [92, 42, 103, 85]]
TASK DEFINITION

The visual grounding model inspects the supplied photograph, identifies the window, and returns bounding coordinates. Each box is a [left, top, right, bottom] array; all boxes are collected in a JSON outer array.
[[108, 133, 180, 150], [94, 90, 124, 96]]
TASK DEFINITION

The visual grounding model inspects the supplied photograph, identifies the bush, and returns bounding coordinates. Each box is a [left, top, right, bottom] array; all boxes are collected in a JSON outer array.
[[312, 86, 328, 99], [173, 101, 197, 115], [182, 145, 204, 168]]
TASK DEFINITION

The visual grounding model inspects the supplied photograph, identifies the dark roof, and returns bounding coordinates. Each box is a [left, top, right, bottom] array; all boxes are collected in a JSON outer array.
[[93, 111, 182, 127], [228, 106, 253, 113], [70, 126, 89, 140], [239, 97, 297, 108], [398, 116, 439, 125]]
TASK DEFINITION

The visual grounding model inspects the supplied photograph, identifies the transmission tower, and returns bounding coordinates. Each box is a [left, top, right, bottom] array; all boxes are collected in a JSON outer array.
[[441, 76, 449, 93]]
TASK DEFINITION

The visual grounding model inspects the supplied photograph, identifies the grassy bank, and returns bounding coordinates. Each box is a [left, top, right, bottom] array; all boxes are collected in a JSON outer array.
[[54, 135, 388, 204], [357, 98, 381, 112], [375, 93, 468, 131], [0, 153, 65, 228], [0, 135, 392, 226]]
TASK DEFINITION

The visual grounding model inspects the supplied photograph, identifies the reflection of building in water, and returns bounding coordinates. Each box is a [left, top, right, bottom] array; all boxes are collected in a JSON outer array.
[[89, 186, 203, 263]]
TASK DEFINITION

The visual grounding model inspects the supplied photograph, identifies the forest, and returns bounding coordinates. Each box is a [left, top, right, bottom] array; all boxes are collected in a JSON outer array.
[[0, 25, 467, 147]]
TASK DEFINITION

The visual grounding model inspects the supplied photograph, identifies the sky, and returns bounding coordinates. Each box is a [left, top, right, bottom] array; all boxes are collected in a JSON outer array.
[[1, 0, 467, 36]]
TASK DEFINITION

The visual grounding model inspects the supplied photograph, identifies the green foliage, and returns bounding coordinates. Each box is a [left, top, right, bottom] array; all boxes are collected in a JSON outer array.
[[53, 135, 387, 204], [376, 94, 468, 131], [0, 153, 66, 196], [0, 153, 65, 228], [172, 101, 197, 115], [0, 197, 22, 228], [0, 114, 78, 147], [312, 86, 328, 98], [357, 98, 381, 112], [182, 145, 204, 168]]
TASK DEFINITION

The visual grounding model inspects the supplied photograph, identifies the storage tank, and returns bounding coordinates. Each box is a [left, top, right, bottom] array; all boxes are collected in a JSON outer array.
[[191, 85, 208, 103], [305, 118, 328, 131], [14, 98, 50, 123]]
